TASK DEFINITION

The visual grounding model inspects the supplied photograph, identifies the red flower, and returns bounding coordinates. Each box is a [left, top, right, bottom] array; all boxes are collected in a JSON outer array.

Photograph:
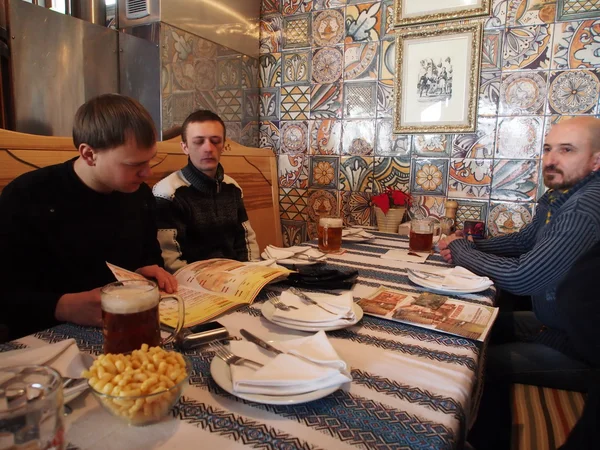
[[372, 188, 412, 215]]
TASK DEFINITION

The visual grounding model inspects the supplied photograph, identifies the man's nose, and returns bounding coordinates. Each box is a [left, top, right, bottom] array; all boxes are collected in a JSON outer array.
[[139, 165, 152, 178]]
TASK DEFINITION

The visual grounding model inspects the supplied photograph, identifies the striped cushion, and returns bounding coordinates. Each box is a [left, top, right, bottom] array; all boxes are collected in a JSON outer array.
[[511, 384, 586, 450]]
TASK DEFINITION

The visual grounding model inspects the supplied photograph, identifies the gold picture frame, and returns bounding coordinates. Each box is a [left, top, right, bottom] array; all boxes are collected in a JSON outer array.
[[393, 21, 483, 134], [394, 0, 491, 27]]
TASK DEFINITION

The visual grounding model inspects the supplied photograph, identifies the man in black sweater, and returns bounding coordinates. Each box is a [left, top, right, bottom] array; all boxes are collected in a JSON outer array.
[[0, 94, 176, 340], [153, 110, 259, 272]]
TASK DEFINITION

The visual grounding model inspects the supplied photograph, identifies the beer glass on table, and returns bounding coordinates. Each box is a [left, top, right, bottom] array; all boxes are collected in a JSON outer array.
[[318, 216, 343, 254], [409, 219, 440, 253], [101, 280, 185, 354]]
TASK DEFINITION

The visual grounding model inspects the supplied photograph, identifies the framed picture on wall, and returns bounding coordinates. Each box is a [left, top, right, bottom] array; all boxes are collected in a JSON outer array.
[[393, 21, 483, 134], [394, 0, 491, 27]]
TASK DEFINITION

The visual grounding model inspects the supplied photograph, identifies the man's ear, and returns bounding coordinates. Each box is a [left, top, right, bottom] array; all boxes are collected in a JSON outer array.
[[79, 144, 96, 166], [593, 152, 600, 172], [180, 140, 189, 156]]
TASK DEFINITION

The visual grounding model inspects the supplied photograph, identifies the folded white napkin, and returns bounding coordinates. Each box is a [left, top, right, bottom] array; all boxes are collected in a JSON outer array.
[[271, 290, 355, 326], [229, 331, 351, 395], [0, 339, 94, 400], [414, 267, 493, 290], [381, 249, 429, 263], [342, 228, 375, 239], [263, 245, 326, 261]]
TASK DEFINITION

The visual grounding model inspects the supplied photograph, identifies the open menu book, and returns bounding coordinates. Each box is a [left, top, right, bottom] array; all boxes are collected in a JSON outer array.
[[357, 286, 498, 342], [107, 259, 290, 328]]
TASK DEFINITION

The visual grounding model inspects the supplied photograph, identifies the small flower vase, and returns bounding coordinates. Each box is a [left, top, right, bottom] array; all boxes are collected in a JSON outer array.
[[374, 206, 406, 233]]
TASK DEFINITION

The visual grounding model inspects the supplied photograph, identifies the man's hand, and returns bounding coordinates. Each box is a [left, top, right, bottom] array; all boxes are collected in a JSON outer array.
[[439, 233, 464, 250], [55, 288, 102, 327], [136, 265, 178, 293], [440, 248, 453, 264]]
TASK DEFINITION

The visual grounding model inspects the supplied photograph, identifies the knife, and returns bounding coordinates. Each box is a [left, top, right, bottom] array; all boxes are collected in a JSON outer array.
[[239, 329, 283, 355]]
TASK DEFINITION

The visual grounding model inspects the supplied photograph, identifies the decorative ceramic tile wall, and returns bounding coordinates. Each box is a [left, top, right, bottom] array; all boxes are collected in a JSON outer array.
[[161, 24, 259, 147], [259, 0, 600, 243]]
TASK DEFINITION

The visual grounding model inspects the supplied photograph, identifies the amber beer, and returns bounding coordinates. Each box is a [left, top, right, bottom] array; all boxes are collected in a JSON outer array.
[[318, 217, 343, 253], [409, 218, 438, 253], [101, 280, 162, 354]]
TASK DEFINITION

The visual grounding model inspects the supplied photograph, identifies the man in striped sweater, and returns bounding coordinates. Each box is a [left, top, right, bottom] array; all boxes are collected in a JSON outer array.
[[153, 110, 259, 273], [440, 116, 600, 389]]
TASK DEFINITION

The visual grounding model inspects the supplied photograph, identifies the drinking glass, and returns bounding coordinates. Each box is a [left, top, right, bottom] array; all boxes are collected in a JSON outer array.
[[101, 279, 185, 354], [0, 365, 64, 450], [317, 216, 343, 253], [409, 219, 441, 252]]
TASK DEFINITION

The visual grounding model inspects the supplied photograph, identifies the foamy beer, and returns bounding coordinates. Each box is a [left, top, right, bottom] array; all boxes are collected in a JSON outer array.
[[101, 280, 185, 354], [318, 216, 343, 253]]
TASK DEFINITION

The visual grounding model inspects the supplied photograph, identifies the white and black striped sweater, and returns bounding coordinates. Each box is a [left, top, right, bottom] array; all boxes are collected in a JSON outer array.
[[449, 170, 600, 353], [153, 161, 259, 273]]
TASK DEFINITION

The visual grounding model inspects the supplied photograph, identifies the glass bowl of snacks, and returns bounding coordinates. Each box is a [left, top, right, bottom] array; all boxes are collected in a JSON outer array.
[[83, 344, 190, 426]]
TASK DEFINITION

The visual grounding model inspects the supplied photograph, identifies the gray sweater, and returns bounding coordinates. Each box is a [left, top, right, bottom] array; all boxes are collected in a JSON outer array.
[[449, 170, 600, 334]]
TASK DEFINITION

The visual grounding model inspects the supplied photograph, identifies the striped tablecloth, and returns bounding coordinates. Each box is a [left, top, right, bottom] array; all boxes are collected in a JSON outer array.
[[3, 232, 496, 450]]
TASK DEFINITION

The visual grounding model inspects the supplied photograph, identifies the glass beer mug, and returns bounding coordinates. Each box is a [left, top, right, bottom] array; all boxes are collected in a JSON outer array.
[[409, 218, 441, 253], [317, 216, 343, 253], [101, 280, 185, 354]]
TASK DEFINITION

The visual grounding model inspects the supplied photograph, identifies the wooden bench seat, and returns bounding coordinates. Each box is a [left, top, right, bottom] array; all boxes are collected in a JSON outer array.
[[0, 128, 282, 251]]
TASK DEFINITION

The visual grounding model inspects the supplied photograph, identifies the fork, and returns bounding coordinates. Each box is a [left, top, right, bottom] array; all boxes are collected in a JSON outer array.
[[210, 341, 264, 368], [267, 292, 298, 311], [288, 288, 354, 321]]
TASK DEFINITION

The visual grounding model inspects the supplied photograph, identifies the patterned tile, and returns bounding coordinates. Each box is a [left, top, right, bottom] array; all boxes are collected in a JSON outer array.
[[314, 0, 347, 9], [376, 80, 394, 118], [282, 51, 311, 86], [455, 200, 489, 231], [282, 0, 313, 15], [161, 64, 172, 95], [307, 189, 339, 221], [491, 159, 539, 201], [411, 159, 449, 197], [479, 71, 501, 116], [259, 121, 280, 152], [344, 42, 379, 81], [310, 83, 343, 119], [345, 2, 382, 42], [453, 118, 497, 159], [312, 9, 345, 47], [381, 0, 395, 37], [486, 0, 508, 29], [194, 91, 217, 113], [341, 192, 373, 226], [342, 120, 375, 155], [409, 195, 447, 220], [310, 155, 339, 188], [376, 120, 411, 157], [310, 119, 342, 154], [312, 46, 344, 84], [193, 59, 218, 91], [216, 57, 242, 89], [547, 69, 600, 115], [241, 122, 259, 148], [344, 82, 377, 119], [260, 15, 283, 54], [482, 30, 503, 71], [339, 156, 374, 192], [259, 88, 280, 121], [278, 187, 307, 223], [487, 201, 534, 237], [224, 122, 242, 143], [283, 14, 311, 49], [215, 89, 242, 121], [278, 154, 309, 188], [413, 135, 452, 157], [448, 158, 493, 200], [262, 0, 281, 15], [242, 89, 259, 121], [499, 71, 548, 115], [281, 85, 311, 120], [307, 221, 319, 240], [496, 117, 543, 159], [373, 157, 410, 193], [379, 38, 395, 80], [557, 0, 600, 21], [506, 0, 556, 26], [241, 56, 258, 89], [502, 25, 553, 70], [259, 53, 281, 88], [552, 20, 600, 70], [281, 219, 308, 246], [280, 121, 310, 154]]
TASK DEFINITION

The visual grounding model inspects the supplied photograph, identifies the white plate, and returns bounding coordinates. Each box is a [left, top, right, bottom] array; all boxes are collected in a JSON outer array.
[[261, 301, 364, 332], [260, 251, 324, 266], [407, 271, 492, 295], [210, 357, 344, 405], [343, 235, 375, 242]]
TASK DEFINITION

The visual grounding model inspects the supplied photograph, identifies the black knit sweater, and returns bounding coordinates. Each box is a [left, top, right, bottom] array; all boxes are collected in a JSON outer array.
[[0, 159, 164, 340]]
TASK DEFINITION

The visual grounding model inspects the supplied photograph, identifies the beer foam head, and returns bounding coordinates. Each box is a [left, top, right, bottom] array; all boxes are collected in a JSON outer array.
[[319, 217, 343, 227], [101, 285, 158, 314]]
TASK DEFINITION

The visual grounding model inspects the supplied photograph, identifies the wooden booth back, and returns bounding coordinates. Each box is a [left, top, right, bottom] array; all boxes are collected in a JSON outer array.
[[0, 129, 282, 251]]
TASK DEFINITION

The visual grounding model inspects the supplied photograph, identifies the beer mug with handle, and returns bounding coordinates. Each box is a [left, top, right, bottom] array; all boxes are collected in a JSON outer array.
[[101, 279, 185, 354], [409, 218, 441, 253]]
